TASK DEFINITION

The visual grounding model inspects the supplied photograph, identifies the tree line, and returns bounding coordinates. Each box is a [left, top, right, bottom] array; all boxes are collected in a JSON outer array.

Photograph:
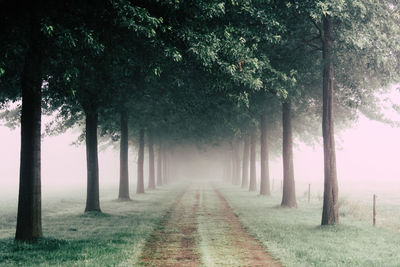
[[1, 0, 399, 241]]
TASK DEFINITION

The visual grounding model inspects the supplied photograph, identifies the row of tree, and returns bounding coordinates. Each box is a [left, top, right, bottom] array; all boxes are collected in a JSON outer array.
[[222, 110, 297, 209], [1, 0, 399, 241]]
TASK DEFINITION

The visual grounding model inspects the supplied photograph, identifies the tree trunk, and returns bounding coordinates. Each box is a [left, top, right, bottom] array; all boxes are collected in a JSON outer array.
[[157, 143, 163, 186], [148, 131, 156, 189], [222, 155, 226, 181], [281, 102, 297, 208], [118, 110, 130, 200], [167, 153, 172, 182], [321, 15, 339, 225], [249, 132, 257, 192], [226, 149, 232, 182], [84, 109, 101, 212], [163, 147, 168, 184], [231, 146, 235, 184], [241, 136, 250, 188], [137, 129, 145, 193], [260, 114, 271, 196], [15, 15, 43, 241], [232, 140, 240, 185]]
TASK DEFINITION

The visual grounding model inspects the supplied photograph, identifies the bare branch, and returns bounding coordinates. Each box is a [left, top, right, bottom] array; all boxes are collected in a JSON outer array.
[[299, 35, 322, 51], [304, 35, 321, 44], [307, 42, 323, 51], [309, 16, 322, 40]]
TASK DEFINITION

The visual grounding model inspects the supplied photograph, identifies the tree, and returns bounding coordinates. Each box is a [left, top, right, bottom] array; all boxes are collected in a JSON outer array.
[[162, 144, 168, 184], [320, 14, 337, 224], [157, 143, 163, 186], [281, 102, 297, 207], [248, 94, 283, 196], [137, 128, 145, 193], [84, 106, 101, 212], [15, 6, 44, 240], [148, 130, 156, 189], [241, 136, 250, 188], [118, 110, 130, 200], [42, 0, 165, 209], [249, 132, 257, 192], [2, 0, 119, 238], [259, 114, 271, 196], [232, 139, 241, 185], [76, 60, 109, 213], [224, 145, 232, 182], [299, 0, 400, 224]]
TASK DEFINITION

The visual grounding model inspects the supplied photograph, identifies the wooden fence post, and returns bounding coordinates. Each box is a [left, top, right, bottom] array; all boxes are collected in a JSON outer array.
[[373, 194, 377, 226]]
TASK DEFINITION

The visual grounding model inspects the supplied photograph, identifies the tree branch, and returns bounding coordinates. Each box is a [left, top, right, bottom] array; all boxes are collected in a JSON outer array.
[[309, 16, 322, 40], [306, 42, 323, 51]]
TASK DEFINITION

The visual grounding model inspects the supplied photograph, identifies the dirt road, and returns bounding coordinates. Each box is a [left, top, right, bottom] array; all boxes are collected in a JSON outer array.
[[139, 182, 281, 267]]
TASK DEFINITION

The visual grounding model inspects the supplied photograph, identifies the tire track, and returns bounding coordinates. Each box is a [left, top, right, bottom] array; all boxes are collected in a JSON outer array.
[[139, 186, 201, 267], [139, 182, 281, 266]]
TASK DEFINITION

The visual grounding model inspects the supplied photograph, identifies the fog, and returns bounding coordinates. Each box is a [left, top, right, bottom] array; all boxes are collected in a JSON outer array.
[[1, 111, 400, 206], [0, 126, 123, 201]]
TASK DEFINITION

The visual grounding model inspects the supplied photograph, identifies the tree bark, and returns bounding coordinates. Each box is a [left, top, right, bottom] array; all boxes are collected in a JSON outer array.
[[137, 129, 145, 193], [281, 102, 297, 208], [260, 114, 271, 196], [118, 110, 130, 200], [321, 15, 339, 225], [249, 132, 257, 192], [157, 143, 163, 186], [84, 109, 101, 212], [241, 136, 250, 188], [148, 131, 156, 189], [15, 14, 43, 241]]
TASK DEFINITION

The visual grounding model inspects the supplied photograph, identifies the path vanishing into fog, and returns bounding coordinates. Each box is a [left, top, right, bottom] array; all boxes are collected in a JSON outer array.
[[139, 182, 281, 267]]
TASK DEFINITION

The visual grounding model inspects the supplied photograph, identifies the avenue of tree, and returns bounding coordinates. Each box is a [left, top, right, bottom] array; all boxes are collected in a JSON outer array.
[[1, 0, 399, 241]]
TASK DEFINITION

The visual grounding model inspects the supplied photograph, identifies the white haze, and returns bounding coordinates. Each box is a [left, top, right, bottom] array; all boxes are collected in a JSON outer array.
[[1, 93, 400, 206]]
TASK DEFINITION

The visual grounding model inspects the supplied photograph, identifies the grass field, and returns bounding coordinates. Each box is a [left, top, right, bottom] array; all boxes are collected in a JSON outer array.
[[0, 183, 186, 267], [1, 179, 400, 266], [217, 181, 400, 267]]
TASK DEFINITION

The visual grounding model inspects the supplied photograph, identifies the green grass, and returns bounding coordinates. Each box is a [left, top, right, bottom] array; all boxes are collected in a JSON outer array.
[[216, 182, 400, 267], [0, 183, 186, 267], [3, 180, 399, 266]]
